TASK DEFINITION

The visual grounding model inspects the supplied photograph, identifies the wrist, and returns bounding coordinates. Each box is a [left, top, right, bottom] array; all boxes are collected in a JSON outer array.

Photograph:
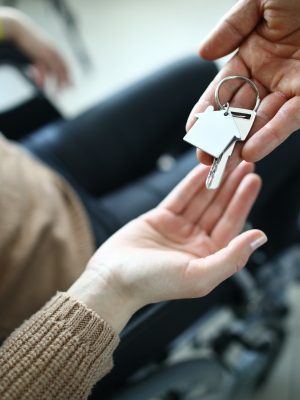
[[67, 266, 139, 333]]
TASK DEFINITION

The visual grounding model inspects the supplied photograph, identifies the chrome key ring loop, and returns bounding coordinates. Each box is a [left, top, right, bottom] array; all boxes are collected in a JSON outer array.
[[214, 75, 261, 112]]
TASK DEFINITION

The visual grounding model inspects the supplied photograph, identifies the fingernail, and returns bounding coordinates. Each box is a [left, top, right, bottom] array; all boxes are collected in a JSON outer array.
[[251, 234, 268, 251]]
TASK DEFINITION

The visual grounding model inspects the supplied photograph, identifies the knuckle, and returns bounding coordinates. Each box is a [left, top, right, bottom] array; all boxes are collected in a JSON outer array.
[[269, 126, 283, 144], [256, 109, 271, 124], [224, 18, 244, 42], [278, 101, 300, 131]]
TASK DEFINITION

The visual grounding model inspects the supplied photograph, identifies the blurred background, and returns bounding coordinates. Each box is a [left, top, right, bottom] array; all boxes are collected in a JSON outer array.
[[1, 1, 300, 399], [2, 0, 236, 117]]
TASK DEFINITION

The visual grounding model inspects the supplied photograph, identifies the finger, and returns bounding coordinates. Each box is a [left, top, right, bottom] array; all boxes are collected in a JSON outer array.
[[199, 161, 255, 233], [159, 163, 210, 214], [242, 95, 300, 162], [31, 62, 47, 87], [196, 149, 213, 165], [230, 79, 269, 109], [183, 160, 253, 225], [199, 0, 261, 60], [186, 229, 267, 297], [54, 56, 71, 87], [44, 48, 71, 87], [182, 180, 217, 224], [212, 173, 262, 246], [249, 92, 287, 140]]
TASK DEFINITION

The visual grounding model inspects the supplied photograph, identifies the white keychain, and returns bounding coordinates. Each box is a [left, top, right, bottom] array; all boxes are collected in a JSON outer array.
[[183, 104, 241, 159], [183, 75, 261, 189]]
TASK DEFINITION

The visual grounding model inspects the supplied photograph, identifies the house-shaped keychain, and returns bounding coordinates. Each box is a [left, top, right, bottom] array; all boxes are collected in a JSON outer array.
[[183, 106, 241, 158]]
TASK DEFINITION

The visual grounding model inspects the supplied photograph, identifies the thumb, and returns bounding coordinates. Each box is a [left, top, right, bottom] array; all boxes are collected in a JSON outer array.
[[187, 229, 267, 297], [199, 0, 261, 60]]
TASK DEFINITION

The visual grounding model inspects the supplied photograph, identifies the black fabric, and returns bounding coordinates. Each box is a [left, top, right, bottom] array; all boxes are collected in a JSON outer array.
[[0, 97, 62, 140], [0, 42, 63, 139], [21, 56, 217, 245], [20, 55, 300, 257]]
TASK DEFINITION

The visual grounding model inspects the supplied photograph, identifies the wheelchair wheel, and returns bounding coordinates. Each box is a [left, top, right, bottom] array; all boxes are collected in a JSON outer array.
[[109, 358, 233, 400]]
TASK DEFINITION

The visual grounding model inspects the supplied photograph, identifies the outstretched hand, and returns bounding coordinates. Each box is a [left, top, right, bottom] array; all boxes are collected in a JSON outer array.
[[70, 162, 267, 332], [187, 0, 300, 165]]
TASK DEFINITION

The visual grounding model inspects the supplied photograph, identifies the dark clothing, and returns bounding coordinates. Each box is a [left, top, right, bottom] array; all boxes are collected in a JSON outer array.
[[22, 57, 217, 245], [21, 55, 300, 257]]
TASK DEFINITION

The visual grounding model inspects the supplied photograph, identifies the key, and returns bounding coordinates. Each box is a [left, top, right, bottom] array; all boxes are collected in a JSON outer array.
[[183, 75, 261, 190], [230, 107, 257, 140], [206, 140, 236, 190], [205, 106, 257, 190]]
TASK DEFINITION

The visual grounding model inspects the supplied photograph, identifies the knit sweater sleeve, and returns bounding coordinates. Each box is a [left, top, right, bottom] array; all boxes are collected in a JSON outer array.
[[0, 292, 120, 400]]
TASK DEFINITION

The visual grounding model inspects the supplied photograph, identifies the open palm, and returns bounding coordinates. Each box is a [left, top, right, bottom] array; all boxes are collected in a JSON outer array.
[[187, 0, 300, 164], [88, 162, 265, 313]]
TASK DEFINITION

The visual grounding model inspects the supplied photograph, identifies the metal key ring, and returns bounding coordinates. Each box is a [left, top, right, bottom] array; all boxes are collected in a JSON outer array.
[[214, 75, 261, 112]]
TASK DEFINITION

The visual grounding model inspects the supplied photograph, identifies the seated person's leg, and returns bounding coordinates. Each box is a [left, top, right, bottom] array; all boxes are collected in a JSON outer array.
[[87, 150, 198, 246], [21, 56, 218, 197], [250, 130, 300, 258]]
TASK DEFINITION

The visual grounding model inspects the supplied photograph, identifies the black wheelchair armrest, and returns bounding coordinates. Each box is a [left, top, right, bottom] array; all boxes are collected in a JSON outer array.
[[0, 41, 31, 66], [0, 41, 63, 140], [92, 275, 250, 396]]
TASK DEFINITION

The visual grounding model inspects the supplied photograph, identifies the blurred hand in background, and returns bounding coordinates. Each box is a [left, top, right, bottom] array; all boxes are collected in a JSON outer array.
[[0, 6, 71, 88]]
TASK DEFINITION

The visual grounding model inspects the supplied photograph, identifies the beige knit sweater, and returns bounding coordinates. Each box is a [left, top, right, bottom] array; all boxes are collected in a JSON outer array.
[[0, 135, 119, 398], [0, 292, 119, 399]]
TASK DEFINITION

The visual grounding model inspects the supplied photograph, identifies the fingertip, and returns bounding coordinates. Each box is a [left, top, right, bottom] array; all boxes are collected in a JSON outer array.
[[186, 112, 197, 132], [198, 44, 216, 61], [241, 172, 262, 196], [251, 171, 262, 186], [249, 172, 262, 190], [228, 229, 267, 261], [234, 171, 262, 208], [242, 142, 262, 163], [198, 31, 221, 60], [228, 230, 267, 275], [197, 149, 213, 165], [196, 148, 202, 162], [239, 160, 255, 173], [198, 46, 204, 58], [249, 230, 268, 251]]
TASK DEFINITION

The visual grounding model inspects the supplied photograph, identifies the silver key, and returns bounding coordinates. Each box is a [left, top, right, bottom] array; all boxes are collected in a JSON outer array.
[[206, 139, 236, 189], [183, 75, 261, 190], [205, 75, 261, 190], [206, 106, 257, 190]]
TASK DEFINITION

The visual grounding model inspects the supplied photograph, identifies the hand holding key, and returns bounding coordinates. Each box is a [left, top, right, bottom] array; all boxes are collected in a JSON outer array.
[[187, 0, 300, 164], [184, 76, 260, 189]]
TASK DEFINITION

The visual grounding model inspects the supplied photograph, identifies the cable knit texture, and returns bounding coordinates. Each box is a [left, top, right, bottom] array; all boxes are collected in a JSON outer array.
[[0, 134, 95, 339], [0, 292, 120, 399]]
